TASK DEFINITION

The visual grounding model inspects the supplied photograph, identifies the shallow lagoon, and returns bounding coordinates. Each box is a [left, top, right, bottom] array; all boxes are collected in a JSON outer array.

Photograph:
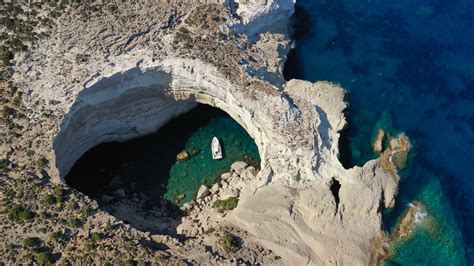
[[285, 0, 473, 263]]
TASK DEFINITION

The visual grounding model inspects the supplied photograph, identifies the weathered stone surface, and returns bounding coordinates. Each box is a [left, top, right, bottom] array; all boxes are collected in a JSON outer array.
[[196, 185, 210, 199], [3, 0, 402, 265], [230, 161, 248, 173]]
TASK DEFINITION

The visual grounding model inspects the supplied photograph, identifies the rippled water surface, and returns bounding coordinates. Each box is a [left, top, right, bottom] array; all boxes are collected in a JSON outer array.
[[285, 0, 473, 264]]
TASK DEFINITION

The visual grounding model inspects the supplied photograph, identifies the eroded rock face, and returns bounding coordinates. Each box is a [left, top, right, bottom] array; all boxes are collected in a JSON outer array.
[[8, 1, 400, 265]]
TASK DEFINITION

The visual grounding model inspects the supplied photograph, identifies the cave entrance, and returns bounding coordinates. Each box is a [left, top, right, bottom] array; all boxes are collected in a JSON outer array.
[[65, 104, 260, 235]]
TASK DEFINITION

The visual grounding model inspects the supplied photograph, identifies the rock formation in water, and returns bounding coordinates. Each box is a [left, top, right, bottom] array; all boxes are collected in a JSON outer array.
[[0, 0, 402, 264]]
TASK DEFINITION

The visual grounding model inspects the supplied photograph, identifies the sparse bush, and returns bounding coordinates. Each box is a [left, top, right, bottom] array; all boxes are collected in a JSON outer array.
[[90, 232, 101, 243], [104, 221, 112, 232], [36, 156, 49, 168], [39, 211, 50, 219], [53, 187, 65, 203], [220, 233, 239, 253], [0, 159, 11, 172], [212, 197, 239, 213], [0, 48, 14, 65], [8, 204, 34, 221], [68, 218, 78, 228], [34, 251, 51, 265], [204, 227, 215, 234], [81, 207, 92, 217], [23, 237, 40, 249], [174, 27, 193, 46], [48, 231, 61, 241], [42, 194, 55, 206]]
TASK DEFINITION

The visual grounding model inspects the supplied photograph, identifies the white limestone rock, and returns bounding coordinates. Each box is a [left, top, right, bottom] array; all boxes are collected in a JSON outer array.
[[196, 185, 210, 200], [230, 161, 248, 173]]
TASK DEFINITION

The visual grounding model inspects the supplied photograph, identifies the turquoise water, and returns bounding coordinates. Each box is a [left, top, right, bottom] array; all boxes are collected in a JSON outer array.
[[66, 104, 260, 206], [285, 0, 473, 264]]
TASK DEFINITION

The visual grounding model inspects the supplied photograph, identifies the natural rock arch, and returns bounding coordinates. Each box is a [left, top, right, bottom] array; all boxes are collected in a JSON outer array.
[[53, 62, 269, 180]]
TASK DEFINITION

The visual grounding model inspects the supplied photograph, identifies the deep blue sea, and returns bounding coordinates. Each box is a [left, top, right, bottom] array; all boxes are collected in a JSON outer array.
[[284, 0, 474, 264]]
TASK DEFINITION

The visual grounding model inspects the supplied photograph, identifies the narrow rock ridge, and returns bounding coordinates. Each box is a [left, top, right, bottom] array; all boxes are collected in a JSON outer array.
[[8, 1, 400, 264]]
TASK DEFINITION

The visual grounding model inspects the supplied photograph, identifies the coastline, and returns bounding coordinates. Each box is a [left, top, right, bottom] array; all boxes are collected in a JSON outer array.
[[0, 1, 410, 264]]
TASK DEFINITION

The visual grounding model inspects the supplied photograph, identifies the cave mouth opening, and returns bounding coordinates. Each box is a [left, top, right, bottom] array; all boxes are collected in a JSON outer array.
[[65, 104, 261, 235]]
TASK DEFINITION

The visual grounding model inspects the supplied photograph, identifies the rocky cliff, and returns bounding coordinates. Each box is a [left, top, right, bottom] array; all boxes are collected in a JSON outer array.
[[1, 0, 399, 264]]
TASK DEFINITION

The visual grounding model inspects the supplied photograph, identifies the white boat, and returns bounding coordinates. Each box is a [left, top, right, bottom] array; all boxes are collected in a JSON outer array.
[[211, 137, 223, 160]]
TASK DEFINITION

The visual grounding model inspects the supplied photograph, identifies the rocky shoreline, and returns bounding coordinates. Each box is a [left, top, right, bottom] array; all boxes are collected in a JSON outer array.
[[1, 1, 408, 264]]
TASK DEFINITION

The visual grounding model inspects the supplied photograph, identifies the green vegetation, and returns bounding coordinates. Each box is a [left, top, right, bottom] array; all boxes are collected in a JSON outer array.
[[48, 231, 61, 242], [68, 218, 79, 228], [23, 237, 40, 249], [0, 46, 14, 65], [34, 251, 51, 265], [219, 233, 240, 253], [53, 187, 65, 204], [90, 232, 101, 243], [42, 194, 55, 206], [104, 221, 112, 232], [8, 204, 34, 221], [81, 206, 92, 217], [212, 197, 239, 213], [204, 227, 216, 234], [174, 27, 193, 46], [0, 158, 10, 170], [36, 156, 49, 168]]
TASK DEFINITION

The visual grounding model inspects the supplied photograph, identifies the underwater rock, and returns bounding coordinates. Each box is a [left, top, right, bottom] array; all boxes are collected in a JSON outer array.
[[102, 195, 114, 203], [112, 189, 126, 198], [189, 147, 200, 156]]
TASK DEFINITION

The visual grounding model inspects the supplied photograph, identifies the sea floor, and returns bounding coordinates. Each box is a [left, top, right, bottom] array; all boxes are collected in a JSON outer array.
[[66, 104, 260, 207], [284, 0, 473, 264]]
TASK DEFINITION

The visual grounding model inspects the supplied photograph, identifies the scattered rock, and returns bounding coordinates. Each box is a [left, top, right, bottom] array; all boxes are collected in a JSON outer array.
[[211, 183, 221, 194], [182, 201, 195, 211], [176, 151, 189, 161], [230, 161, 248, 173], [221, 172, 231, 180], [196, 185, 209, 199]]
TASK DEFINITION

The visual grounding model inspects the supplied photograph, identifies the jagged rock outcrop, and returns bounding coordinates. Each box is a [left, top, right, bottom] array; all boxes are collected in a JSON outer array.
[[5, 0, 400, 264]]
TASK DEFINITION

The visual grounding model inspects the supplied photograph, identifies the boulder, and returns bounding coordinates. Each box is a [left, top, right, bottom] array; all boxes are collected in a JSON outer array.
[[176, 151, 189, 161], [221, 172, 232, 180], [182, 201, 195, 211], [196, 185, 209, 199], [231, 161, 248, 173], [210, 183, 221, 194]]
